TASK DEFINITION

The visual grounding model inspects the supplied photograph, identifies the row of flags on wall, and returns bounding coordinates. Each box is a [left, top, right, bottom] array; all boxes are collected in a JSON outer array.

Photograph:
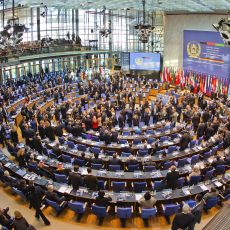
[[160, 67, 229, 96]]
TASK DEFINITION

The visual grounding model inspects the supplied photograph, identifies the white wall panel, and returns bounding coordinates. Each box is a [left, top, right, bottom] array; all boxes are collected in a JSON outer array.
[[164, 14, 226, 68]]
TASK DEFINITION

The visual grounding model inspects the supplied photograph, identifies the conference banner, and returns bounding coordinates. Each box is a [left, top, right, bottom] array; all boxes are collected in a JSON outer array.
[[183, 30, 230, 79]]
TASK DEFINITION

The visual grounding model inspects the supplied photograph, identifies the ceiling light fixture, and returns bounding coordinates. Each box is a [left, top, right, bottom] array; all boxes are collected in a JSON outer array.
[[134, 0, 155, 43], [98, 6, 111, 38], [0, 0, 29, 49], [212, 11, 230, 46]]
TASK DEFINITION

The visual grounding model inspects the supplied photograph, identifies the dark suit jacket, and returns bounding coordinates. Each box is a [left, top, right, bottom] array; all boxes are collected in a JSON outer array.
[[84, 174, 98, 190], [179, 133, 191, 151], [45, 126, 55, 141], [109, 158, 121, 165], [91, 158, 103, 165], [30, 186, 45, 208], [33, 136, 43, 153], [163, 170, 180, 190], [172, 212, 195, 230], [95, 196, 112, 207], [192, 202, 204, 223], [197, 123, 205, 138], [69, 172, 82, 190], [38, 125, 46, 139]]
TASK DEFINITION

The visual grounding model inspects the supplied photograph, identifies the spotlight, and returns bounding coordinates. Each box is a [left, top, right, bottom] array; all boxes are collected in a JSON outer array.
[[212, 15, 230, 46], [134, 0, 154, 43]]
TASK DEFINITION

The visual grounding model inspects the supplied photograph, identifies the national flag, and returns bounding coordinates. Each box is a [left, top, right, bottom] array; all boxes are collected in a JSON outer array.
[[211, 76, 217, 93], [175, 69, 180, 85], [160, 71, 163, 82]]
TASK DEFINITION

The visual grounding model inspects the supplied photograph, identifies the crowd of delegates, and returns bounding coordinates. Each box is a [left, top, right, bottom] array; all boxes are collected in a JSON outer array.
[[0, 69, 230, 228]]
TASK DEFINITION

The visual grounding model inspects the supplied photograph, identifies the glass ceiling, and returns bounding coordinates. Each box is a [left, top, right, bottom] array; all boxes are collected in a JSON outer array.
[[2, 0, 230, 13]]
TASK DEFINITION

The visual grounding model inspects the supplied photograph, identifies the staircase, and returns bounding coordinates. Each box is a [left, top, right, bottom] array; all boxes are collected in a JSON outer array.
[[203, 203, 230, 230]]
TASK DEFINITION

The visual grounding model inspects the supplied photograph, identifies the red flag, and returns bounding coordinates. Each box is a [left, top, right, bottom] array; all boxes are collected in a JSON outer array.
[[175, 69, 180, 85]]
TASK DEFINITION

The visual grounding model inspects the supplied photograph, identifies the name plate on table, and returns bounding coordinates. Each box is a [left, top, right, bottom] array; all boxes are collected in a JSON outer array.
[[184, 148, 190, 153], [17, 169, 27, 177], [162, 190, 172, 199], [133, 171, 143, 178], [75, 188, 88, 196], [58, 185, 69, 193], [91, 192, 98, 199], [182, 188, 191, 195], [151, 171, 162, 178], [213, 180, 222, 187], [97, 170, 107, 176], [199, 184, 209, 191], [24, 174, 36, 181], [115, 171, 125, 177], [4, 162, 11, 167], [172, 151, 179, 156], [135, 193, 143, 201], [117, 193, 127, 201]]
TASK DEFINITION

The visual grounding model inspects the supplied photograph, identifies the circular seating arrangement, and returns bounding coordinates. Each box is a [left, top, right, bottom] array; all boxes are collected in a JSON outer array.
[[0, 75, 230, 228]]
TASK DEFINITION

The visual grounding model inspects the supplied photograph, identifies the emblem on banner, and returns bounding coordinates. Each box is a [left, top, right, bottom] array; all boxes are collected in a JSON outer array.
[[187, 41, 201, 58]]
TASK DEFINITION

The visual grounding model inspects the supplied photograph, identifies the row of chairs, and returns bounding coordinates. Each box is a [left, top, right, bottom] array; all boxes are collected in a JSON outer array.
[[45, 196, 224, 226]]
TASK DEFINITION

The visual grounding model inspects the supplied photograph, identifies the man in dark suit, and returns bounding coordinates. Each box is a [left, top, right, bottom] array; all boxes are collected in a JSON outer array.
[[29, 185, 50, 225], [53, 143, 62, 158], [91, 153, 103, 165], [111, 129, 118, 143], [69, 165, 82, 190], [179, 131, 191, 151], [24, 124, 35, 148], [192, 113, 200, 133], [202, 109, 210, 123], [172, 204, 195, 230], [204, 123, 214, 141], [95, 190, 112, 207], [126, 155, 138, 166], [103, 130, 112, 145], [45, 123, 55, 142], [109, 154, 121, 166], [191, 194, 204, 229], [33, 134, 43, 153], [163, 165, 179, 190], [83, 168, 98, 191], [197, 122, 206, 138]]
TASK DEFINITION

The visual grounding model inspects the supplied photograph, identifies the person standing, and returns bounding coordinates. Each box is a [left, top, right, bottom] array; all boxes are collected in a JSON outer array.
[[163, 165, 180, 190], [191, 194, 204, 230], [171, 204, 195, 230], [29, 185, 50, 226], [13, 211, 36, 230]]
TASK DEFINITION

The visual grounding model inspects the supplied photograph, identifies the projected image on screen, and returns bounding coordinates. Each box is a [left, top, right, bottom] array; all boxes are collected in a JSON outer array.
[[130, 52, 161, 71], [183, 30, 230, 78]]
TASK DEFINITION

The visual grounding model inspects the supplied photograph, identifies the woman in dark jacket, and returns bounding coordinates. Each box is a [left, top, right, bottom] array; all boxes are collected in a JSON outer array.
[[13, 211, 36, 230]]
